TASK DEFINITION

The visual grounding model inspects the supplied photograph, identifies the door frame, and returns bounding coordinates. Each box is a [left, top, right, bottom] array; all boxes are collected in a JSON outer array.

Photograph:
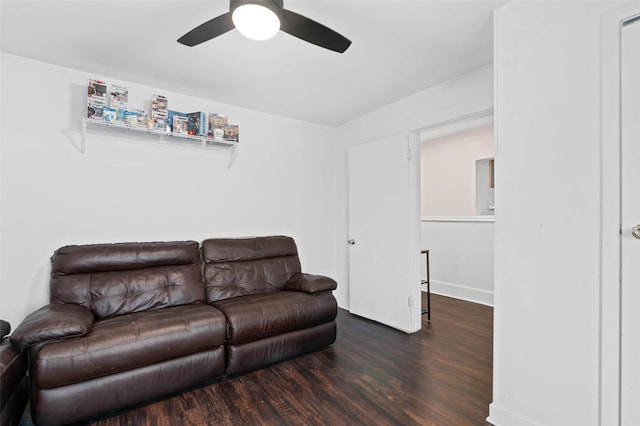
[[409, 109, 495, 298], [601, 3, 640, 425]]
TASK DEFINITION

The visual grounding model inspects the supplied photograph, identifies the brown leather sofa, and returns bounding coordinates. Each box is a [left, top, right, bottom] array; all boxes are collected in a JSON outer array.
[[10, 236, 337, 426], [1, 320, 28, 426]]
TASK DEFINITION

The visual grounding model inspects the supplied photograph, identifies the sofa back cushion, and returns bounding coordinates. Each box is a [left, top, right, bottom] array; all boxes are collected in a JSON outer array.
[[50, 241, 204, 319], [201, 236, 301, 302]]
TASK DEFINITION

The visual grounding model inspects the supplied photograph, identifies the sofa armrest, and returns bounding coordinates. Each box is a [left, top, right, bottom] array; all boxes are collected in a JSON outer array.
[[285, 273, 337, 294], [10, 304, 94, 350], [0, 319, 10, 338]]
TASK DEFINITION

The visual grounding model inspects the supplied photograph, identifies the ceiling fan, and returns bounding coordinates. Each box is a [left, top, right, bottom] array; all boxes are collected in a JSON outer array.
[[178, 0, 351, 53]]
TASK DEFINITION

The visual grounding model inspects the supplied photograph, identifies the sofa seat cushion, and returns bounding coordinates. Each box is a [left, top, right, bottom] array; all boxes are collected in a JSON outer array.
[[32, 304, 226, 389], [211, 291, 337, 345]]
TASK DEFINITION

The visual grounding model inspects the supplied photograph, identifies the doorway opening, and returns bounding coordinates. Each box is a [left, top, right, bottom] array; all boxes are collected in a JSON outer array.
[[412, 109, 495, 307]]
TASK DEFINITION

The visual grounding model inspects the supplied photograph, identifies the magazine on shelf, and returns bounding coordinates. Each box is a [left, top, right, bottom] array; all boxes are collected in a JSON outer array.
[[151, 94, 168, 130], [87, 79, 107, 120], [173, 115, 188, 135], [110, 85, 128, 121], [186, 111, 207, 136], [208, 113, 227, 139], [102, 107, 117, 124], [130, 108, 148, 127], [223, 125, 239, 143], [212, 127, 224, 141], [123, 111, 138, 126], [167, 110, 185, 132]]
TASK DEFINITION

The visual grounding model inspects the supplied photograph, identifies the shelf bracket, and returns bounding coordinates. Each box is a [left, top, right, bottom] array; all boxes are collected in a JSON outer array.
[[228, 145, 239, 169], [81, 119, 87, 153]]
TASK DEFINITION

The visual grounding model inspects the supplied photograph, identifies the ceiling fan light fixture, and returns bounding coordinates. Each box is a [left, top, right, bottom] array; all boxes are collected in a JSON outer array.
[[232, 3, 281, 41], [179, 0, 350, 53]]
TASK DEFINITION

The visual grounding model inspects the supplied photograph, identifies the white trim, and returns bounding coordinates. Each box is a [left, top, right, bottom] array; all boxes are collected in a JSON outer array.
[[600, 4, 640, 425], [408, 132, 423, 333], [421, 216, 494, 223], [490, 6, 502, 424], [487, 403, 535, 426], [417, 107, 494, 140], [423, 280, 493, 307]]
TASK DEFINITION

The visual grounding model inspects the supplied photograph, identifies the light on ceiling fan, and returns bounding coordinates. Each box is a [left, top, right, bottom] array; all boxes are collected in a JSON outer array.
[[232, 4, 280, 41]]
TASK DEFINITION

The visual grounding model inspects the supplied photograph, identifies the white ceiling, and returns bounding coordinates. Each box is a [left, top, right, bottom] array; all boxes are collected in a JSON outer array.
[[0, 0, 506, 126]]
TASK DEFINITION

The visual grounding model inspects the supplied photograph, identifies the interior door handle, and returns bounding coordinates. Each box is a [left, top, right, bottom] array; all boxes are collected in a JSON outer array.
[[633, 225, 640, 240], [348, 239, 356, 245]]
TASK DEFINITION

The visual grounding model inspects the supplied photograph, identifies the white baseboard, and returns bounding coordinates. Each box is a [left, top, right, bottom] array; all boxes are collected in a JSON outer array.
[[422, 279, 494, 306], [487, 403, 535, 426]]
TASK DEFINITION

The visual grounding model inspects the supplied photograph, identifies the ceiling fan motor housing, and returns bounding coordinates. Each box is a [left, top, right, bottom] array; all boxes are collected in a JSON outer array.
[[230, 0, 284, 20]]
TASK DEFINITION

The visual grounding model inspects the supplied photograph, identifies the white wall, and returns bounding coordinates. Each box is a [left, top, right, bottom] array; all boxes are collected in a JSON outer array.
[[0, 53, 337, 328], [490, 2, 622, 425], [336, 63, 494, 310], [421, 123, 494, 216], [421, 219, 494, 306]]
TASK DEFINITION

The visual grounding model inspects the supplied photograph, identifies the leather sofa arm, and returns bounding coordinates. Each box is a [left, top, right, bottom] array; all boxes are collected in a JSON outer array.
[[285, 273, 337, 294], [0, 319, 10, 338], [10, 304, 94, 350]]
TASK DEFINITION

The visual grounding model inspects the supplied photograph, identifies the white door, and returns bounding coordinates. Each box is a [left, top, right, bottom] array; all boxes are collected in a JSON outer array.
[[621, 17, 640, 426], [348, 133, 421, 333]]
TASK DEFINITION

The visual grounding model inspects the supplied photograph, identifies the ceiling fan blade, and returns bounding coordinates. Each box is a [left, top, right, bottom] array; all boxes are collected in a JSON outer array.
[[178, 13, 234, 47], [280, 9, 351, 53]]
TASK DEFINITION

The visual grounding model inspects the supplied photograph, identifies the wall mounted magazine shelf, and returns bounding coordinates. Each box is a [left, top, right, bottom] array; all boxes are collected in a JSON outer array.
[[81, 119, 238, 154]]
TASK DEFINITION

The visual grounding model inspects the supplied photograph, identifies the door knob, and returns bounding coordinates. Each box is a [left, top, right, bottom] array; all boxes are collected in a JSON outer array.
[[633, 225, 640, 240], [347, 239, 356, 245]]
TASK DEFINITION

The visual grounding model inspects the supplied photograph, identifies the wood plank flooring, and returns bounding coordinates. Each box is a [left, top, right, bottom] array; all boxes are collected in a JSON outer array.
[[23, 294, 493, 426]]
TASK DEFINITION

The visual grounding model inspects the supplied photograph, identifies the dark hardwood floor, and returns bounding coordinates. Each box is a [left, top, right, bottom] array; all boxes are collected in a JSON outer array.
[[22, 293, 493, 426]]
